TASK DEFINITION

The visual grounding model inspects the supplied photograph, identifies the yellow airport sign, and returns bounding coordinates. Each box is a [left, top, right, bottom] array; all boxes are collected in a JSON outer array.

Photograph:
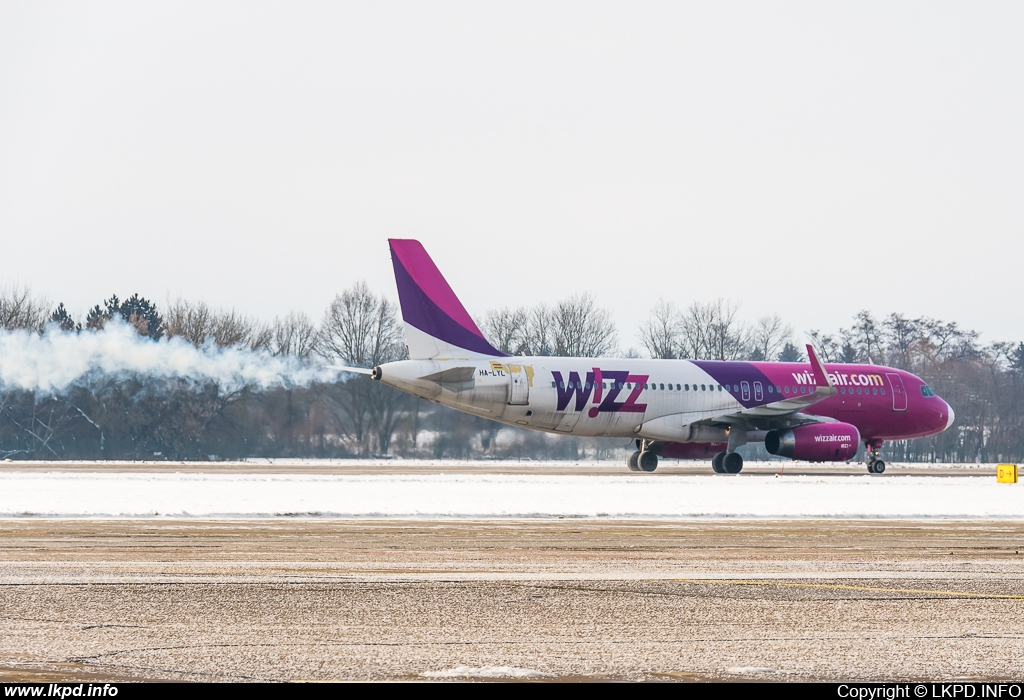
[[997, 464, 1018, 483]]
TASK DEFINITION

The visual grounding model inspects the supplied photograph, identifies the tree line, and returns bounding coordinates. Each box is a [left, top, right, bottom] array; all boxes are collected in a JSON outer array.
[[0, 284, 1019, 462]]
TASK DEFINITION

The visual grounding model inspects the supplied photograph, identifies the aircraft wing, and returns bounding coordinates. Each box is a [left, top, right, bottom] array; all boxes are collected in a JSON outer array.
[[707, 344, 838, 428]]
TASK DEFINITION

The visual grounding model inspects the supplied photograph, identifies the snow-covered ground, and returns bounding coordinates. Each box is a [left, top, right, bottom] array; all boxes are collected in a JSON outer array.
[[0, 470, 1021, 519]]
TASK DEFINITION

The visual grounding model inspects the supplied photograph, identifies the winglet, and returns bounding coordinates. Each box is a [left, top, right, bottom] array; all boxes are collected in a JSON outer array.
[[805, 344, 834, 389]]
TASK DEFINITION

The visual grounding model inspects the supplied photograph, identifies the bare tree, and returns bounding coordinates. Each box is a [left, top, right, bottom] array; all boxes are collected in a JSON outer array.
[[319, 281, 406, 367], [522, 304, 556, 356], [850, 310, 883, 363], [882, 313, 923, 368], [482, 306, 530, 356], [552, 293, 618, 357], [749, 314, 792, 361], [679, 299, 749, 360], [807, 330, 841, 363], [162, 298, 214, 346], [319, 281, 409, 455], [639, 299, 683, 359], [807, 329, 856, 363], [164, 299, 271, 350], [271, 311, 319, 358], [0, 285, 50, 331]]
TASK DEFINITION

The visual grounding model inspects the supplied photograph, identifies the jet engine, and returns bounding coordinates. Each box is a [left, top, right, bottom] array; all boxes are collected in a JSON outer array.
[[764, 422, 861, 462]]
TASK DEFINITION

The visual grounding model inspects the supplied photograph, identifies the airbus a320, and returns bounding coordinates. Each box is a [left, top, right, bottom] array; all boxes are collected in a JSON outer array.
[[342, 239, 954, 474]]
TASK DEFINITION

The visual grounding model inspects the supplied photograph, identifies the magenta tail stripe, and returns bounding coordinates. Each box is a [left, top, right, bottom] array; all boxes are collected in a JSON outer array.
[[389, 239, 482, 336]]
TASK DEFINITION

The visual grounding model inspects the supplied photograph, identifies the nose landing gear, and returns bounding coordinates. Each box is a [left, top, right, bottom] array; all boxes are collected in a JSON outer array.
[[864, 440, 885, 474]]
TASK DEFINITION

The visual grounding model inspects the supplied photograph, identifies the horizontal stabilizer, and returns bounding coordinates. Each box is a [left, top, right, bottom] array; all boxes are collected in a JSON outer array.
[[420, 366, 477, 384]]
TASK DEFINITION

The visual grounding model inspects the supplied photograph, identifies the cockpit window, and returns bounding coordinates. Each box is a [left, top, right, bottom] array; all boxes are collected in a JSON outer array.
[[921, 385, 936, 397]]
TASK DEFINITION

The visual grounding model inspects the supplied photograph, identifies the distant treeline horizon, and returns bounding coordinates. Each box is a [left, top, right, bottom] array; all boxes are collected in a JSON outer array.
[[0, 283, 1018, 463]]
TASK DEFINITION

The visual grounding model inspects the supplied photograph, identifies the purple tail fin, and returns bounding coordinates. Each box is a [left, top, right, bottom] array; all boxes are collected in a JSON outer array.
[[389, 239, 503, 359]]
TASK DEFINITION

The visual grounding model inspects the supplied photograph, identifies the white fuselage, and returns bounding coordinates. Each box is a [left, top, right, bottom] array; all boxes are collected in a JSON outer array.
[[376, 356, 748, 443]]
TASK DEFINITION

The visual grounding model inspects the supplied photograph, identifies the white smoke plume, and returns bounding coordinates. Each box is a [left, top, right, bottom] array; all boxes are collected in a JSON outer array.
[[0, 321, 338, 394]]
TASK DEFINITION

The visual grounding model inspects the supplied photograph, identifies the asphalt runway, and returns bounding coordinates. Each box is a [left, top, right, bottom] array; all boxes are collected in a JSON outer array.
[[0, 458, 998, 476], [2, 515, 1024, 682]]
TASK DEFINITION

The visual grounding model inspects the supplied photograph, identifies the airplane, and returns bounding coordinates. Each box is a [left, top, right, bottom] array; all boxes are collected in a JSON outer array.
[[343, 239, 955, 474]]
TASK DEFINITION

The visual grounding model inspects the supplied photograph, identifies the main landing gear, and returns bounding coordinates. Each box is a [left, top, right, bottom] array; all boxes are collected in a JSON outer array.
[[711, 425, 745, 474], [711, 451, 743, 474], [627, 440, 659, 472], [864, 439, 885, 474]]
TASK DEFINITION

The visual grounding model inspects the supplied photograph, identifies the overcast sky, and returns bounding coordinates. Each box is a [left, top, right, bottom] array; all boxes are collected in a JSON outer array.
[[1, 2, 1021, 350]]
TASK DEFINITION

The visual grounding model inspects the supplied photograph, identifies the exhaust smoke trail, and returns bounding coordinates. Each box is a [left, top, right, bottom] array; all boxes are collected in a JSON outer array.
[[0, 321, 337, 394]]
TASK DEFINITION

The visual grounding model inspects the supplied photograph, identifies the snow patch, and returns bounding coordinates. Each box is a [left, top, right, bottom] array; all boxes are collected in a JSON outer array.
[[1, 472, 1022, 519]]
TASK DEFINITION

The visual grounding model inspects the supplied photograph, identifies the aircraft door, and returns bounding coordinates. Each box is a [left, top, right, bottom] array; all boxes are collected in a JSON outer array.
[[507, 364, 530, 405], [886, 373, 908, 412], [753, 381, 763, 402], [741, 381, 750, 402]]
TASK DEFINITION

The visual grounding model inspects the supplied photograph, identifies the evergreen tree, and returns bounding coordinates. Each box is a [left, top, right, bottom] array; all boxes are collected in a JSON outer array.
[[777, 342, 804, 362], [84, 294, 162, 339], [49, 303, 80, 332], [120, 294, 164, 339]]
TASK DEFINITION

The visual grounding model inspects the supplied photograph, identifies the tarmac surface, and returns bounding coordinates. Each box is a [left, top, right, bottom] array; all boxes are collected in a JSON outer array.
[[0, 458, 1000, 476], [2, 513, 1024, 682]]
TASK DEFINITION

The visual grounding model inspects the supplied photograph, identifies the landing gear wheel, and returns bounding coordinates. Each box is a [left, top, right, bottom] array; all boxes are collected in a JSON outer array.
[[711, 451, 726, 474], [724, 452, 744, 474], [638, 451, 658, 472], [863, 440, 885, 475], [627, 451, 641, 472]]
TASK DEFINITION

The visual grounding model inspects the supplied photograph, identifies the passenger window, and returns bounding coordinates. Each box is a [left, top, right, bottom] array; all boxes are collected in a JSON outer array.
[[660, 383, 664, 390], [872, 388, 877, 395], [684, 384, 690, 390], [784, 387, 789, 394], [676, 384, 681, 390], [768, 386, 774, 393], [881, 388, 885, 395], [559, 381, 565, 389], [701, 384, 706, 391]]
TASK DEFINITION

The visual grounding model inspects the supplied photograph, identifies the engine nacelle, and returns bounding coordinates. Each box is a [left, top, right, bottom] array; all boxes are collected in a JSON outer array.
[[765, 422, 861, 462]]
